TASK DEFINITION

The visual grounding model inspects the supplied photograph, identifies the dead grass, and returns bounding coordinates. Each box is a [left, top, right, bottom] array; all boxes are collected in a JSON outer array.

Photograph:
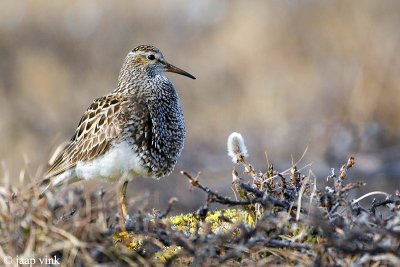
[[0, 147, 399, 266]]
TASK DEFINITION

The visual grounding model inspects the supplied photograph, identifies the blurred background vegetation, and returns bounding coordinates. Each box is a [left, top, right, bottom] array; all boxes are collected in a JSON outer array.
[[1, 0, 399, 212]]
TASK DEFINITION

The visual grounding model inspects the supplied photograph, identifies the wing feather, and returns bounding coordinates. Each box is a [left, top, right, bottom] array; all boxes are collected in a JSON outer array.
[[44, 94, 128, 179]]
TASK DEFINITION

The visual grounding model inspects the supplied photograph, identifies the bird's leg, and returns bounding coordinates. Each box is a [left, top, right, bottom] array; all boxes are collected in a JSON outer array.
[[119, 180, 129, 219]]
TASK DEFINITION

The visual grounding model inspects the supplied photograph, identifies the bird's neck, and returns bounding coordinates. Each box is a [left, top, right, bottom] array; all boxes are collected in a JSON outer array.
[[116, 66, 143, 94], [117, 69, 175, 98], [115, 64, 182, 120]]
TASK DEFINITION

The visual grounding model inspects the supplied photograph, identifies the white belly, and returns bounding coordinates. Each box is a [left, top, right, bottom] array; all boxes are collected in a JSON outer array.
[[74, 141, 148, 181]]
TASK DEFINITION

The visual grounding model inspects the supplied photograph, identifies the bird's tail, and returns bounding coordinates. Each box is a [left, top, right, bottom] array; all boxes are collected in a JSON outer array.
[[20, 176, 52, 199], [36, 170, 79, 198], [17, 176, 51, 200], [26, 169, 72, 199], [20, 141, 72, 199], [37, 178, 52, 198]]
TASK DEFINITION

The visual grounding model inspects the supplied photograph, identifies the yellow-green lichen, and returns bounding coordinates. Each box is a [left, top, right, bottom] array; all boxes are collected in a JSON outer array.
[[113, 209, 252, 264], [153, 245, 182, 263], [168, 209, 251, 235], [113, 231, 143, 251], [169, 212, 198, 234]]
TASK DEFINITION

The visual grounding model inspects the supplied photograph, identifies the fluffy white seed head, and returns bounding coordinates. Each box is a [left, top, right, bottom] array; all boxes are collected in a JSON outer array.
[[227, 132, 248, 163]]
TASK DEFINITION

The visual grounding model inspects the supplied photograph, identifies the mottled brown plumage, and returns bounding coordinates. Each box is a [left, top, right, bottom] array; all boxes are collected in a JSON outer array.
[[46, 94, 127, 178], [39, 45, 195, 217]]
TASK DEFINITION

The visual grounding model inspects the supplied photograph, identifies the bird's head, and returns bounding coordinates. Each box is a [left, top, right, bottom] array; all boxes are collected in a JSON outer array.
[[124, 45, 196, 80]]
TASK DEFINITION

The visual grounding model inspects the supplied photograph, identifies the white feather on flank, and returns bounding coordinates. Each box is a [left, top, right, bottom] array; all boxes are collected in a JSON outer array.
[[75, 141, 148, 181], [49, 141, 148, 189], [227, 132, 248, 163]]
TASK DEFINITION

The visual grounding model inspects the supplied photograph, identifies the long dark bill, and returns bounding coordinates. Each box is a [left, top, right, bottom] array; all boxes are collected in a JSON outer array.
[[165, 62, 196, 80]]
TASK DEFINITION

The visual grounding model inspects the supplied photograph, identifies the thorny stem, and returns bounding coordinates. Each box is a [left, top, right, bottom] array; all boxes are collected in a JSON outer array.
[[181, 171, 253, 206], [181, 171, 306, 213]]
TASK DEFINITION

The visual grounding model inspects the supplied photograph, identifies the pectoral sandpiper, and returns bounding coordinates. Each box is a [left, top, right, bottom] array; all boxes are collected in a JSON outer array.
[[39, 45, 195, 218]]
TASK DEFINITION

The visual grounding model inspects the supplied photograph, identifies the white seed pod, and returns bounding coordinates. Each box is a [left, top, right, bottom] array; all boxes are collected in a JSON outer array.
[[227, 132, 248, 163]]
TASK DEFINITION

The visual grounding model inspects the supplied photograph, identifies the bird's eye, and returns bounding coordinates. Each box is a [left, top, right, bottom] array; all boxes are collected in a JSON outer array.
[[147, 54, 155, 60]]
